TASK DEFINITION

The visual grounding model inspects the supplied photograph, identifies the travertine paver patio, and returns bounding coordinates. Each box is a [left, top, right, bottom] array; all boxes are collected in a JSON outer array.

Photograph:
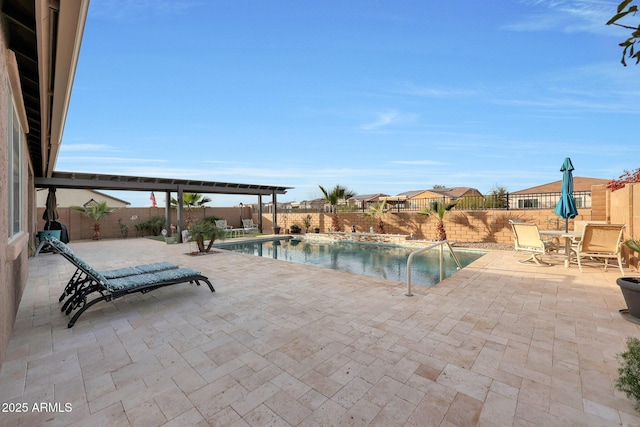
[[1, 237, 640, 426]]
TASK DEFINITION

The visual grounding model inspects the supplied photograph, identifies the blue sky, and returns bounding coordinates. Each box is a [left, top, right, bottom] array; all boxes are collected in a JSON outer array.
[[58, 0, 638, 207]]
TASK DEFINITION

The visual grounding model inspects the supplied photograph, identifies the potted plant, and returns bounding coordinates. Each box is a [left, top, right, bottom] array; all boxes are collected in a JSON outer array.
[[618, 239, 640, 321], [615, 337, 640, 411], [290, 224, 301, 234]]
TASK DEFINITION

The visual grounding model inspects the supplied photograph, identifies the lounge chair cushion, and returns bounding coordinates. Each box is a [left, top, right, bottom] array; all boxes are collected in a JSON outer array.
[[153, 267, 202, 281], [102, 267, 141, 279], [106, 268, 204, 291], [136, 262, 178, 273], [107, 273, 163, 291], [47, 238, 110, 285], [101, 262, 178, 279]]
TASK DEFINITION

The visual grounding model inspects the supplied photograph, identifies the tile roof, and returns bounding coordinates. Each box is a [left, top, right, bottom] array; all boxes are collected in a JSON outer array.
[[511, 176, 609, 194]]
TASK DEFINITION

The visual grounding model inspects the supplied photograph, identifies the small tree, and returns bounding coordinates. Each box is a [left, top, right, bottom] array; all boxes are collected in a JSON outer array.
[[171, 193, 212, 225], [487, 185, 509, 209], [607, 167, 640, 191], [364, 200, 389, 233], [187, 220, 226, 253], [418, 200, 458, 241], [302, 214, 312, 233], [71, 201, 115, 240], [319, 184, 356, 231], [607, 0, 640, 66]]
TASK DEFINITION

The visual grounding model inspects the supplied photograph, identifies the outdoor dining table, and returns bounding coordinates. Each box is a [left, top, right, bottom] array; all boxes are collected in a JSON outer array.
[[539, 229, 581, 267]]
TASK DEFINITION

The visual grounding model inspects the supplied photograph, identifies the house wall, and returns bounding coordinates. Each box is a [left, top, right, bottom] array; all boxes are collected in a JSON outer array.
[[35, 188, 129, 208], [0, 28, 31, 366]]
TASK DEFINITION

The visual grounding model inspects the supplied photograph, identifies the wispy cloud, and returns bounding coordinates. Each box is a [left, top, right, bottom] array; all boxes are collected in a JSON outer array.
[[395, 83, 480, 99], [360, 111, 415, 130], [504, 0, 617, 35], [90, 0, 201, 22], [389, 160, 446, 166], [58, 156, 167, 164], [59, 144, 114, 152]]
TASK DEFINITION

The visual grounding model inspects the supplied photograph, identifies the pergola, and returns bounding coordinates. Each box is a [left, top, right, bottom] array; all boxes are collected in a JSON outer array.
[[35, 171, 291, 240]]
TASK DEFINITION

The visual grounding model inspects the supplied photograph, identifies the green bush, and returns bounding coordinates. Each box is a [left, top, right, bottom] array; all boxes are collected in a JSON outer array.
[[135, 216, 166, 236], [202, 215, 222, 225], [615, 337, 640, 411]]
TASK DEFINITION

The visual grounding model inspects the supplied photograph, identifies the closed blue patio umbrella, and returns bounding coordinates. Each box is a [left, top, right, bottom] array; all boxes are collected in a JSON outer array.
[[42, 187, 59, 223], [555, 157, 578, 232]]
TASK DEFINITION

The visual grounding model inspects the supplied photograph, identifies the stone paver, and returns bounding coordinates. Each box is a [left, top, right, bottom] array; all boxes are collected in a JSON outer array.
[[0, 237, 639, 426]]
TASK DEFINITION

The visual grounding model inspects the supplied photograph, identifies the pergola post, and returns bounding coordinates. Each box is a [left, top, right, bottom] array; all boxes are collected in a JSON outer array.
[[272, 190, 278, 233], [258, 195, 263, 232], [165, 190, 171, 236], [177, 186, 185, 242]]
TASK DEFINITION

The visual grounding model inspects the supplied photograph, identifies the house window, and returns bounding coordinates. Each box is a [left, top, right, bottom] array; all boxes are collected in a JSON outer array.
[[575, 197, 584, 208], [518, 199, 539, 209], [8, 88, 23, 238]]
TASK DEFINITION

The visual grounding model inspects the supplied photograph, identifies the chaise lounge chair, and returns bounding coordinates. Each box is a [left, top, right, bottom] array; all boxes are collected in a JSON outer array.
[[44, 237, 215, 328], [47, 238, 179, 311]]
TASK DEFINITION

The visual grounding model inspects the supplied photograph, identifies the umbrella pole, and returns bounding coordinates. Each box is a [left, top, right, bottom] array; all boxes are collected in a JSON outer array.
[[564, 218, 570, 268]]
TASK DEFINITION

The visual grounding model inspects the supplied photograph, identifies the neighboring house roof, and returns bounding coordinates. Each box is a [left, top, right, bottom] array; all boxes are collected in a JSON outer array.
[[36, 188, 130, 208], [393, 187, 481, 199], [349, 193, 390, 202], [428, 187, 482, 198], [395, 190, 427, 199], [512, 177, 610, 194]]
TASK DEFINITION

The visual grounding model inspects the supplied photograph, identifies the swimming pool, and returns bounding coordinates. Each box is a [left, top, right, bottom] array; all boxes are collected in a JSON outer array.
[[219, 238, 485, 286]]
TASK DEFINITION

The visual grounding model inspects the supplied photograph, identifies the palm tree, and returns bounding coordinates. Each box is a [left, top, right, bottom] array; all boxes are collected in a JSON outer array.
[[187, 220, 226, 253], [171, 193, 212, 224], [71, 201, 115, 240], [364, 200, 389, 233], [418, 200, 458, 241], [319, 184, 355, 232]]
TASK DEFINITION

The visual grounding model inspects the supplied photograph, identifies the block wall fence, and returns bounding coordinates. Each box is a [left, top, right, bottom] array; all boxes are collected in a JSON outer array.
[[36, 184, 640, 269]]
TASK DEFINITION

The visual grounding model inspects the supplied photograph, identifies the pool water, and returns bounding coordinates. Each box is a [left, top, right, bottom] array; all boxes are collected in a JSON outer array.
[[220, 239, 485, 286]]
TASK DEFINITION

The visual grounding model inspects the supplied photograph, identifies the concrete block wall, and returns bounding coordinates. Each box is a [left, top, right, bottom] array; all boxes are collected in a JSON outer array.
[[610, 183, 640, 270], [261, 209, 594, 244]]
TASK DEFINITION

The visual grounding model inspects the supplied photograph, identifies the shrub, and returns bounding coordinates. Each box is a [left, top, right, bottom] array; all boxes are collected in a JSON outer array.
[[203, 215, 222, 225], [615, 337, 640, 411], [135, 216, 166, 236]]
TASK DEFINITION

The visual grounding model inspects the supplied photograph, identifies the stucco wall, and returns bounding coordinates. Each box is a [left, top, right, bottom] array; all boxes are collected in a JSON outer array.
[[0, 27, 31, 367], [0, 16, 9, 366]]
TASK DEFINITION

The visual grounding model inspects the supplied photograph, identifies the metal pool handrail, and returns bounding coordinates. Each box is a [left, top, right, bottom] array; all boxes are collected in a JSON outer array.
[[406, 240, 462, 296]]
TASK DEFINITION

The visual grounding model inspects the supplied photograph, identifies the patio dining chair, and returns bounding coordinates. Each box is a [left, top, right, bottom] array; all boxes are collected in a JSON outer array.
[[215, 220, 235, 237], [509, 220, 559, 265], [242, 218, 258, 233], [571, 223, 626, 274]]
